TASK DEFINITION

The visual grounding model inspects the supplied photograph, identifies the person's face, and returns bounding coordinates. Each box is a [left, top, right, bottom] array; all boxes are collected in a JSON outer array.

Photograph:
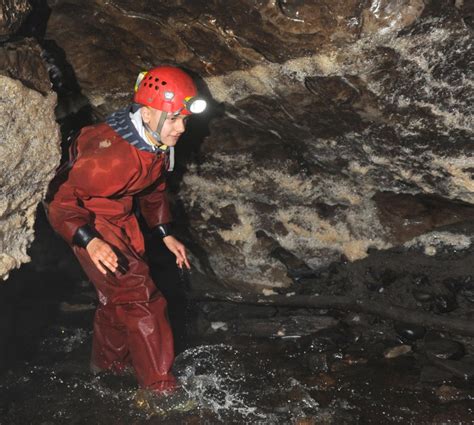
[[159, 113, 188, 147], [143, 107, 187, 147]]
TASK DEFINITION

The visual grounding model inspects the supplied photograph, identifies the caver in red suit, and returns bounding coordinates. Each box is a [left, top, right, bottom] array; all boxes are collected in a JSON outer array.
[[45, 66, 207, 393]]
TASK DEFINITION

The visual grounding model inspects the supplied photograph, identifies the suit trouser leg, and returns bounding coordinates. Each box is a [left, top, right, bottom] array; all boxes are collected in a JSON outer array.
[[90, 303, 131, 373], [73, 233, 176, 391]]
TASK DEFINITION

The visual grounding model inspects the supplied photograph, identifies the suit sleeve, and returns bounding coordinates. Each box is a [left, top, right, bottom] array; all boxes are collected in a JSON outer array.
[[136, 174, 172, 229]]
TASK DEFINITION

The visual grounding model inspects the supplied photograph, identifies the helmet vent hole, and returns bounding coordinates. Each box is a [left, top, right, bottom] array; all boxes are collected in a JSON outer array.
[[155, 78, 159, 82], [161, 81, 167, 86], [155, 85, 159, 90]]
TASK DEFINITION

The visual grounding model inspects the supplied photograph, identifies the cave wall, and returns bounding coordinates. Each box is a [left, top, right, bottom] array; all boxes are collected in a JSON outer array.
[[0, 11, 61, 280], [4, 0, 472, 289]]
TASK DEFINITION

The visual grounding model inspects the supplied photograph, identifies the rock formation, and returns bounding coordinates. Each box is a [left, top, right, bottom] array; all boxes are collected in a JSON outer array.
[[4, 0, 473, 289], [0, 27, 61, 279]]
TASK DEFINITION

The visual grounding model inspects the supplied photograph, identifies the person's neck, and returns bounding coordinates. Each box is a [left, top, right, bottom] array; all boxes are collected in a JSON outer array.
[[144, 128, 160, 147]]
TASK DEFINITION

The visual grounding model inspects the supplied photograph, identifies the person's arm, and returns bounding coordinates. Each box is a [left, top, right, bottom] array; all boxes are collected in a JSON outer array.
[[137, 176, 190, 269], [46, 133, 136, 274]]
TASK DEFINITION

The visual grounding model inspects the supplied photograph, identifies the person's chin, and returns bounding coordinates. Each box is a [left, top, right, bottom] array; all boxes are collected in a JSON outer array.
[[162, 138, 179, 147]]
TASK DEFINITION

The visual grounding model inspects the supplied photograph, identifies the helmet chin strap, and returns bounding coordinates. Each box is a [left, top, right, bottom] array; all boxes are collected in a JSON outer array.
[[143, 110, 175, 172], [144, 110, 168, 143]]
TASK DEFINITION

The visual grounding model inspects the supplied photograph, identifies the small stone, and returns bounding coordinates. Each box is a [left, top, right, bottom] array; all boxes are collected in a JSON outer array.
[[262, 288, 277, 296], [210, 322, 228, 331], [424, 338, 465, 360], [432, 294, 458, 313], [394, 323, 426, 341], [384, 345, 412, 359], [462, 289, 474, 303], [425, 246, 437, 256], [306, 353, 329, 373], [435, 385, 468, 403], [413, 274, 430, 286], [412, 289, 433, 302]]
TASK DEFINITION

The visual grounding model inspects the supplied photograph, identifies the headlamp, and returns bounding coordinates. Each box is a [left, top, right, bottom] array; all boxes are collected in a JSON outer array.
[[184, 97, 207, 114]]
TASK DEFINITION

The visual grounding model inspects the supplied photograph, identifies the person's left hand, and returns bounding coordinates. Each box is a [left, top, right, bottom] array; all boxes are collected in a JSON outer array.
[[163, 235, 191, 269]]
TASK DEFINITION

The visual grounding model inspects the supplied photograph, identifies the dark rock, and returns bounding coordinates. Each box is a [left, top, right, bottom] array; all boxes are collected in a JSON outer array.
[[309, 326, 354, 352], [431, 358, 474, 381], [432, 294, 458, 313], [419, 365, 453, 384], [395, 323, 427, 341], [306, 353, 329, 373], [445, 276, 474, 303], [413, 274, 430, 287], [0, 0, 31, 39], [232, 315, 338, 338], [424, 338, 465, 360], [0, 38, 51, 94], [462, 290, 474, 304]]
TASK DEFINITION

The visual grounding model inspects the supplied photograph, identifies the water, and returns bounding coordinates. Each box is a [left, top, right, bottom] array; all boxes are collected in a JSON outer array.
[[2, 315, 474, 424], [1, 214, 473, 423]]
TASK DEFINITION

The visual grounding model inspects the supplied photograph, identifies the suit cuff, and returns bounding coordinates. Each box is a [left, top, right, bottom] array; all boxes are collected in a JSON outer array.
[[72, 224, 100, 248], [152, 223, 172, 238]]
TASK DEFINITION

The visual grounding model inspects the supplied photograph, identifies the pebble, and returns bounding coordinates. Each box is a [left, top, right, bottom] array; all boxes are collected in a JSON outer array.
[[384, 345, 412, 359], [432, 294, 458, 313], [306, 352, 329, 373], [413, 274, 430, 286], [210, 321, 228, 331], [424, 338, 465, 360], [435, 385, 468, 403], [302, 372, 336, 390], [412, 289, 433, 302], [462, 289, 474, 303], [394, 323, 426, 341]]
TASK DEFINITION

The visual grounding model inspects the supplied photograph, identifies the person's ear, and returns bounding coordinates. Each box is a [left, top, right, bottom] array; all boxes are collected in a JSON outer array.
[[140, 107, 151, 124]]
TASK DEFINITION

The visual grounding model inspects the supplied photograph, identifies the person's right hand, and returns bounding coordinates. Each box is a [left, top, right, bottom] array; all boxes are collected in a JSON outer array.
[[86, 238, 118, 275]]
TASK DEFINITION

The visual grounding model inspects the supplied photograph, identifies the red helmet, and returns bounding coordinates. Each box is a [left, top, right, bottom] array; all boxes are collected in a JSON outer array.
[[133, 66, 206, 116]]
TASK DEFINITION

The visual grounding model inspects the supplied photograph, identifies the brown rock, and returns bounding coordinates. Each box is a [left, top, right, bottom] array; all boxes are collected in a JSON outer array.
[[0, 0, 31, 38]]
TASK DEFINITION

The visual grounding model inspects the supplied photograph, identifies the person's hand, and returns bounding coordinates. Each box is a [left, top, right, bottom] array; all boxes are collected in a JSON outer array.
[[163, 235, 190, 269], [86, 238, 118, 275]]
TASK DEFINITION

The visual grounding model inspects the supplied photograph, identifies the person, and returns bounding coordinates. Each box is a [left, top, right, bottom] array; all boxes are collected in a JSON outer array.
[[45, 66, 206, 393]]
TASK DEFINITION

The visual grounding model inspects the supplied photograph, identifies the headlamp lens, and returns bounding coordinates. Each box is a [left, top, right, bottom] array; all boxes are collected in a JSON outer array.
[[188, 98, 207, 114]]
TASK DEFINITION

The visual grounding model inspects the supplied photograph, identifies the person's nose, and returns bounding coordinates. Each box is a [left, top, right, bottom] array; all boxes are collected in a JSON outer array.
[[175, 118, 186, 134]]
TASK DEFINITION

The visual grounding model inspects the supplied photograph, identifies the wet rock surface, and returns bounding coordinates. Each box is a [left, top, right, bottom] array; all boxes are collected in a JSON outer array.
[[1, 1, 473, 423], [0, 40, 60, 279], [0, 0, 31, 39], [34, 0, 474, 288], [1, 212, 474, 423]]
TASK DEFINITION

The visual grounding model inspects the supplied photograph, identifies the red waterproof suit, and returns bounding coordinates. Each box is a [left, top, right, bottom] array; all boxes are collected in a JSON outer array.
[[47, 123, 175, 391]]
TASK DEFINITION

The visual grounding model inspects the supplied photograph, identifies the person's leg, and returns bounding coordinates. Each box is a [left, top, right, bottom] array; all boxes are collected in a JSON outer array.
[[90, 303, 131, 374], [72, 224, 176, 392], [117, 295, 176, 391]]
